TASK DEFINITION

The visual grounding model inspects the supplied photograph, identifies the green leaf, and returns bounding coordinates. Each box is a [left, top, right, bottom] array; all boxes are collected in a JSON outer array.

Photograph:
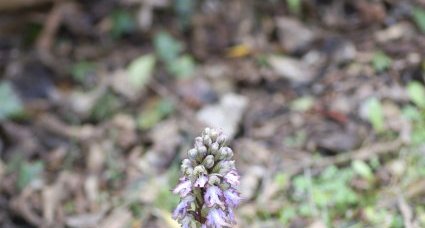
[[372, 51, 391, 72], [352, 160, 373, 180], [402, 105, 421, 121], [137, 98, 174, 130], [127, 54, 156, 89], [110, 9, 135, 38], [167, 54, 195, 79], [407, 81, 425, 108], [290, 96, 314, 112], [412, 7, 425, 33], [71, 61, 96, 83], [287, 0, 301, 15], [154, 31, 183, 63], [0, 82, 24, 120], [18, 161, 44, 190], [174, 0, 194, 29], [364, 97, 384, 132], [91, 90, 120, 121]]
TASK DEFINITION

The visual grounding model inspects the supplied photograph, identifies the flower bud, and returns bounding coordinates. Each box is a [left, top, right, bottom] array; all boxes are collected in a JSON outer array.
[[209, 142, 219, 155], [181, 159, 192, 172], [202, 155, 215, 169], [187, 148, 198, 161], [225, 149, 234, 160], [208, 175, 221, 185], [185, 167, 193, 176], [209, 129, 219, 141], [218, 147, 232, 160], [194, 137, 203, 148], [216, 134, 227, 146], [197, 146, 207, 158], [193, 165, 207, 176], [203, 135, 212, 147], [219, 161, 235, 175], [214, 160, 234, 174], [202, 128, 211, 137]]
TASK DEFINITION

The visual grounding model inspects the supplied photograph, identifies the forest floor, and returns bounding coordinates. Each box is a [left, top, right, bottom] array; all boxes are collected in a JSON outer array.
[[1, 0, 425, 227]]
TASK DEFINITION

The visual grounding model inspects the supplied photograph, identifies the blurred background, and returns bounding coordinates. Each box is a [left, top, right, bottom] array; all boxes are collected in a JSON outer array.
[[1, 0, 425, 227]]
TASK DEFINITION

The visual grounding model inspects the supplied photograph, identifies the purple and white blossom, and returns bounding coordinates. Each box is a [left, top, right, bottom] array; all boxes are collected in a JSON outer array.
[[194, 174, 208, 188], [173, 177, 192, 197], [172, 195, 194, 220], [205, 207, 232, 228], [172, 128, 241, 227], [204, 185, 225, 208], [224, 169, 240, 187], [223, 188, 242, 207]]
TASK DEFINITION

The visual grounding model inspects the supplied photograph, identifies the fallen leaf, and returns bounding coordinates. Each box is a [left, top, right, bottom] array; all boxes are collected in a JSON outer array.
[[0, 81, 24, 120], [226, 44, 252, 58], [197, 93, 248, 138], [100, 208, 132, 228], [268, 55, 314, 83], [127, 54, 156, 89], [407, 81, 425, 108], [275, 17, 315, 52]]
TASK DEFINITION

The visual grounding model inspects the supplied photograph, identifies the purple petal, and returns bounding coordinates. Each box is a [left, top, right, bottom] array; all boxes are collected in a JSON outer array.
[[194, 175, 208, 188], [173, 178, 192, 197], [223, 188, 242, 207], [205, 207, 231, 228], [228, 207, 235, 223], [224, 169, 240, 187], [204, 185, 224, 208], [172, 196, 194, 220]]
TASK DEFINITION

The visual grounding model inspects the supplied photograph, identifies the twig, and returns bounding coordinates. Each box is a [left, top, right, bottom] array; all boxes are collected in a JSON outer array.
[[0, 0, 55, 10], [289, 138, 404, 177], [397, 194, 415, 228]]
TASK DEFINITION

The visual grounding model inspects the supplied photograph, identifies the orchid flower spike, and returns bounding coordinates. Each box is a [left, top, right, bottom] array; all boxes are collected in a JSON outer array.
[[172, 128, 241, 227]]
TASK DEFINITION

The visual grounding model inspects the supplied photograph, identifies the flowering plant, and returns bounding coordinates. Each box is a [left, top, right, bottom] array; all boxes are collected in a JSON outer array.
[[173, 128, 241, 228]]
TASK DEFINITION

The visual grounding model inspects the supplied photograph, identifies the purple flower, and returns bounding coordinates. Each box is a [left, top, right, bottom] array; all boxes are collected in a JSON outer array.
[[204, 185, 224, 208], [228, 207, 235, 223], [223, 188, 242, 207], [173, 178, 192, 197], [194, 175, 208, 188], [172, 196, 194, 220], [205, 207, 231, 228], [172, 128, 241, 227], [224, 169, 240, 187]]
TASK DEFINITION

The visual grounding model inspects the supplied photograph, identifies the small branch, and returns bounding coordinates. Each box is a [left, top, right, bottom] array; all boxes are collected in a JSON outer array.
[[289, 138, 404, 177], [397, 194, 415, 228], [0, 0, 55, 11]]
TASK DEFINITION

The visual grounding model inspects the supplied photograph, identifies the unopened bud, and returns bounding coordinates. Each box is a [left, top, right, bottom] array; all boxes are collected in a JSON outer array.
[[203, 135, 212, 147], [188, 148, 198, 161], [194, 137, 203, 148], [209, 142, 219, 155], [208, 175, 221, 185], [181, 159, 192, 171], [202, 128, 211, 137], [216, 134, 227, 146], [194, 165, 207, 176], [197, 146, 207, 158], [225, 149, 234, 160], [202, 155, 215, 169], [214, 160, 234, 174], [210, 129, 219, 141], [185, 167, 193, 176], [218, 147, 232, 160]]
